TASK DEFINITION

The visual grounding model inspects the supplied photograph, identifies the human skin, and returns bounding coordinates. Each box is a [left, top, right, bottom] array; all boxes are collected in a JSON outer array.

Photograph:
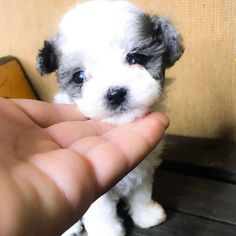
[[0, 98, 169, 236]]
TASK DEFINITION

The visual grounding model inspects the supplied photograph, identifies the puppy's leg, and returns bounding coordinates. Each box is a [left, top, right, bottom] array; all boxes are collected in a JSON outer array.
[[83, 194, 125, 236], [127, 170, 166, 228], [61, 220, 84, 236]]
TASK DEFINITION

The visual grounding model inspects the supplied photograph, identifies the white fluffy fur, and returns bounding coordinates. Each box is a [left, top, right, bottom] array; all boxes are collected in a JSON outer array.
[[53, 1, 166, 235], [56, 0, 163, 125]]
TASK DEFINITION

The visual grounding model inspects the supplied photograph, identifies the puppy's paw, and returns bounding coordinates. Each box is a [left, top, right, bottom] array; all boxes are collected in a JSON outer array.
[[61, 221, 84, 236], [131, 201, 166, 228], [86, 223, 125, 236]]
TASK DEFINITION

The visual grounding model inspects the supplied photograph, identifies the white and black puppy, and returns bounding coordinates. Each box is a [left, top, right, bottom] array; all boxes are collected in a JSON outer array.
[[37, 0, 183, 235]]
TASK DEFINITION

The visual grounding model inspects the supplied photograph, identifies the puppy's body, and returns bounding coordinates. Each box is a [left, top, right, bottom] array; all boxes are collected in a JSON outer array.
[[37, 1, 183, 235]]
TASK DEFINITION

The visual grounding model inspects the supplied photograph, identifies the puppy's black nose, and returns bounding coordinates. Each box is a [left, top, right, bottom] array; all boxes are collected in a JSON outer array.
[[106, 86, 128, 109]]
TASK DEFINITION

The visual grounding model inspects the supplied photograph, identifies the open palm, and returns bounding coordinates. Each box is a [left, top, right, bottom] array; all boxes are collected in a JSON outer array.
[[0, 98, 168, 236]]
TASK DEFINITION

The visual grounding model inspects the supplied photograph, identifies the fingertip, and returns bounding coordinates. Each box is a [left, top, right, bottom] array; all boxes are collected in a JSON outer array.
[[137, 112, 169, 130], [130, 112, 169, 149], [153, 112, 170, 129]]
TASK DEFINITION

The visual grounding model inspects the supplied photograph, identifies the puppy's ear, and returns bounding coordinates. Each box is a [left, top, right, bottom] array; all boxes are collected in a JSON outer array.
[[150, 16, 184, 68], [37, 40, 58, 75]]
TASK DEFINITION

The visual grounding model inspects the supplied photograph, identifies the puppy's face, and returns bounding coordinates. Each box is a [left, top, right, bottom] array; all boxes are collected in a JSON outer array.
[[37, 0, 183, 124]]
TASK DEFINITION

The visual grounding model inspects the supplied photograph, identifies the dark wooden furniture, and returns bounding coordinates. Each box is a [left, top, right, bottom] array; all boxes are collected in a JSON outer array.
[[125, 135, 236, 236]]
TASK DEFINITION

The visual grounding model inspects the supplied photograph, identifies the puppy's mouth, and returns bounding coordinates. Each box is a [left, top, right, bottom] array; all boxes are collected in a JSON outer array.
[[102, 99, 156, 124], [101, 105, 149, 124], [77, 85, 160, 124], [106, 104, 132, 117]]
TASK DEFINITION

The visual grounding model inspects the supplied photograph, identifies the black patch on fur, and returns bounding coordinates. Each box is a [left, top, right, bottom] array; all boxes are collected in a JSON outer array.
[[37, 40, 58, 75], [137, 14, 184, 69], [126, 53, 151, 66]]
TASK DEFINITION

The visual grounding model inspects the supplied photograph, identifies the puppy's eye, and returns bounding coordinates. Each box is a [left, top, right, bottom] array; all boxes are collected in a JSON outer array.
[[126, 53, 150, 66], [72, 70, 86, 84]]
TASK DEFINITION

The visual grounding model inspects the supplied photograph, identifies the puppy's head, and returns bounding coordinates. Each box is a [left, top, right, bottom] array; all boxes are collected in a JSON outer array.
[[37, 0, 184, 124]]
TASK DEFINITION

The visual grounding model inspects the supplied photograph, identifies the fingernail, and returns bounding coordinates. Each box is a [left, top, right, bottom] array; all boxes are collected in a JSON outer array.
[[158, 113, 170, 129]]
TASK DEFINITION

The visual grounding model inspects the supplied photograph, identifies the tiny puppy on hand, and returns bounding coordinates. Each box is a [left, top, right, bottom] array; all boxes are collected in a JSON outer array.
[[37, 0, 184, 235]]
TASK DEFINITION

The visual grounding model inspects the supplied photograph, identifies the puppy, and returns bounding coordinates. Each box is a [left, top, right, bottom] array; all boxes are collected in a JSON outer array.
[[37, 1, 184, 235]]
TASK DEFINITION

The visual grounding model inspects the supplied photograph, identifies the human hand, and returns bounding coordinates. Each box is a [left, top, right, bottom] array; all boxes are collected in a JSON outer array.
[[0, 98, 169, 236]]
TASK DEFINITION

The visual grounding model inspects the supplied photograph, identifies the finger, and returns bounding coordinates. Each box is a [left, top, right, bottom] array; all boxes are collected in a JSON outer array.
[[103, 112, 169, 154], [12, 99, 87, 128], [46, 120, 113, 148], [70, 112, 169, 192]]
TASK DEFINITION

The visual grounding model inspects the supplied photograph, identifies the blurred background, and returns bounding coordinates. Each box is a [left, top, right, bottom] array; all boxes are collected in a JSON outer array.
[[0, 0, 235, 141]]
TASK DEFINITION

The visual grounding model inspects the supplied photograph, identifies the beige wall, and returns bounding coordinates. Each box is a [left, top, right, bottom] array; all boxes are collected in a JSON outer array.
[[0, 0, 235, 141]]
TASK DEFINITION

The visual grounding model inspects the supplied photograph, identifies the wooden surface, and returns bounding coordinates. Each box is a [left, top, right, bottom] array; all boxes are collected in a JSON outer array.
[[126, 210, 236, 236], [0, 0, 235, 141], [154, 170, 236, 225], [161, 135, 236, 184], [128, 135, 236, 235]]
